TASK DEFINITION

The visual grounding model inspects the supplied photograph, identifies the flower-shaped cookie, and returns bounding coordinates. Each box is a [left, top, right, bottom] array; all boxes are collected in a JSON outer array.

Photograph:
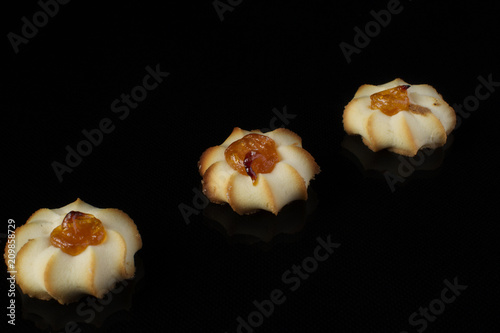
[[343, 78, 456, 156], [198, 127, 320, 215], [4, 199, 142, 304]]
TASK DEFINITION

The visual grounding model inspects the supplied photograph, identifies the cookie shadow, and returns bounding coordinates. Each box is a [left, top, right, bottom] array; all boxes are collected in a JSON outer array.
[[17, 254, 144, 332], [202, 187, 318, 250], [340, 134, 454, 178]]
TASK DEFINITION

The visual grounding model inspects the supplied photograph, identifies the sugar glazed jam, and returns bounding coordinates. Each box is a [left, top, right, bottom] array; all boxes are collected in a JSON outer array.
[[50, 211, 106, 256], [370, 85, 411, 116], [224, 133, 280, 185]]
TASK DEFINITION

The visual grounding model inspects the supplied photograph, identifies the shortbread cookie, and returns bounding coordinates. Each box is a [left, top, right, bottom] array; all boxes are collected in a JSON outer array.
[[4, 199, 142, 304], [343, 78, 456, 156], [199, 127, 320, 215]]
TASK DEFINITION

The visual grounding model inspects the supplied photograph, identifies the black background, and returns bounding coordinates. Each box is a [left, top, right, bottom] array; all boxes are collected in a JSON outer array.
[[3, 0, 500, 332]]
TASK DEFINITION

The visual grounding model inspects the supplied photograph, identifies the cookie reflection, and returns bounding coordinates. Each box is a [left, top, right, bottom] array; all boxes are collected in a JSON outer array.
[[202, 188, 318, 249], [18, 255, 144, 332], [341, 134, 453, 177]]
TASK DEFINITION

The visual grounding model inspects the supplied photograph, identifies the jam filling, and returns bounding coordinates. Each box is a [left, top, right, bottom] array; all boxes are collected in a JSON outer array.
[[50, 211, 106, 256], [224, 133, 280, 185], [370, 85, 411, 116]]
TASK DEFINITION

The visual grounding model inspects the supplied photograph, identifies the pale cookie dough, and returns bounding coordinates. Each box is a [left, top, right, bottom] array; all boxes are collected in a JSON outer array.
[[343, 78, 456, 156]]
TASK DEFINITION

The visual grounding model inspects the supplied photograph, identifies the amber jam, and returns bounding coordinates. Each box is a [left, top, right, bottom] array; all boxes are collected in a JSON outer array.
[[224, 133, 280, 184], [370, 85, 411, 116], [50, 211, 106, 256]]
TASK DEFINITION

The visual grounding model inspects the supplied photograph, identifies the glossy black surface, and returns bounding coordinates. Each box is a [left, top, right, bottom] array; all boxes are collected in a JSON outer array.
[[4, 1, 500, 332]]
